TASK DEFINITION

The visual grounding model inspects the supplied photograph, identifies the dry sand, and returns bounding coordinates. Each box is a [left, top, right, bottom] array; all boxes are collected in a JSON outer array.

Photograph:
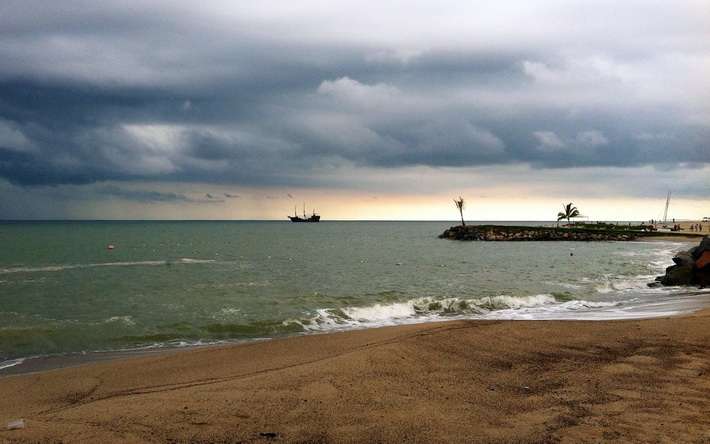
[[635, 220, 707, 242], [2, 308, 710, 443], [667, 220, 708, 232]]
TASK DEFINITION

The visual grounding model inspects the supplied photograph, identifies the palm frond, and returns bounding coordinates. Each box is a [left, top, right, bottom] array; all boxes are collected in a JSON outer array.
[[558, 203, 580, 223]]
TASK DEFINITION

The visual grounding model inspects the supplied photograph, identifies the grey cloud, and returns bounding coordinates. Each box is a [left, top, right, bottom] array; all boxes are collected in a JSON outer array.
[[94, 185, 224, 204], [533, 130, 609, 155], [95, 185, 192, 203], [0, 0, 707, 192]]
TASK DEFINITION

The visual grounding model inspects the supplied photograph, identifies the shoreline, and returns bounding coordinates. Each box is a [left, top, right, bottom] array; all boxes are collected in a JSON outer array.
[[2, 310, 710, 442], [4, 290, 710, 379], [0, 346, 205, 378], [636, 235, 701, 242], [1, 233, 706, 379]]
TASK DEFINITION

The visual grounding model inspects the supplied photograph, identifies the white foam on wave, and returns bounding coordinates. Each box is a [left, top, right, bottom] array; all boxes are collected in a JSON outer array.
[[295, 305, 414, 331], [595, 274, 663, 294], [342, 303, 416, 322], [173, 258, 216, 264], [294, 293, 563, 332], [480, 301, 619, 320], [1, 265, 71, 274], [0, 358, 24, 370], [1, 259, 215, 274], [209, 307, 244, 321], [104, 315, 135, 325], [470, 294, 557, 311], [292, 287, 710, 330], [554, 282, 584, 290]]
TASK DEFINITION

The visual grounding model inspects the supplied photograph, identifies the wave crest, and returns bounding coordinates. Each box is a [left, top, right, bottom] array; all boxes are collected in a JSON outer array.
[[289, 294, 561, 332]]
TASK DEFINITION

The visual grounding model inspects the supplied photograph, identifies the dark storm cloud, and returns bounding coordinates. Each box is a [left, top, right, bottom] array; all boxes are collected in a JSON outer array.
[[96, 185, 205, 203], [0, 1, 707, 191]]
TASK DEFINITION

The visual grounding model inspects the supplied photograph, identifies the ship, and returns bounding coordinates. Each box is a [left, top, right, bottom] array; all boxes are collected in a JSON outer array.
[[288, 204, 320, 222]]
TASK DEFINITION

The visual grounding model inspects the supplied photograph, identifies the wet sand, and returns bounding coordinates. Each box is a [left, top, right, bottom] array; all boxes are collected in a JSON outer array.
[[2, 309, 710, 443]]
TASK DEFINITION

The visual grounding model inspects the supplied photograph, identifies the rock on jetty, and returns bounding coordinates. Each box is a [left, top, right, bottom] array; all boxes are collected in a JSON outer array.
[[651, 235, 710, 288], [438, 225, 638, 242]]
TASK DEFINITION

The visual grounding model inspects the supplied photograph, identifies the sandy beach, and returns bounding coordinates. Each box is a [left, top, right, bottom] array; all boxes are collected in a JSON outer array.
[[633, 220, 707, 242], [652, 220, 709, 237], [666, 220, 708, 232], [2, 307, 710, 443]]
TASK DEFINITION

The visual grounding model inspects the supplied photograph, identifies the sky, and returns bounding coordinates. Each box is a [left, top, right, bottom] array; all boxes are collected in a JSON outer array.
[[0, 1, 708, 221]]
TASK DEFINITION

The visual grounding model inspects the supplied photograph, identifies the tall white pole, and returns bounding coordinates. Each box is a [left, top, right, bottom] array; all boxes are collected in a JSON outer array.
[[663, 191, 671, 223]]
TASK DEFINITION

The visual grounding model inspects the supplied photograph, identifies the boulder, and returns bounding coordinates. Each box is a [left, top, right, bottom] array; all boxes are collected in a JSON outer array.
[[696, 249, 710, 288], [672, 250, 695, 266], [696, 269, 710, 288], [694, 236, 710, 259], [660, 264, 695, 286], [651, 235, 710, 288], [697, 251, 710, 269]]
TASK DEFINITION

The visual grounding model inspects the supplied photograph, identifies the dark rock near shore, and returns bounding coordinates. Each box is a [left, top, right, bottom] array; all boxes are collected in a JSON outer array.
[[696, 236, 710, 258], [438, 225, 638, 242], [697, 251, 710, 269], [659, 265, 696, 287], [672, 251, 695, 267], [651, 235, 710, 288]]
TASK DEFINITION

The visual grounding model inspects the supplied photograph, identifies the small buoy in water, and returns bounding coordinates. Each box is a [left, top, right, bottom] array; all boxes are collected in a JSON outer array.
[[107, 245, 115, 250]]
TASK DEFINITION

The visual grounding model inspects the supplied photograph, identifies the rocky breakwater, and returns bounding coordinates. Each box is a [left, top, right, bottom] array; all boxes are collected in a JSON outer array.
[[438, 225, 638, 242], [651, 235, 710, 288]]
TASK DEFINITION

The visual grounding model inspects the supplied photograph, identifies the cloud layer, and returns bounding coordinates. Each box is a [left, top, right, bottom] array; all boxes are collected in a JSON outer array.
[[0, 1, 708, 218]]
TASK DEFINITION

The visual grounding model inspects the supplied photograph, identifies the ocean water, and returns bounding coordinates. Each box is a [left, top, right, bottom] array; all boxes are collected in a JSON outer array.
[[1, 220, 708, 372]]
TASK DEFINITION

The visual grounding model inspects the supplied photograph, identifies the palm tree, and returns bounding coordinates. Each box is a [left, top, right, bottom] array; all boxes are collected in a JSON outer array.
[[557, 203, 580, 226], [454, 196, 466, 226]]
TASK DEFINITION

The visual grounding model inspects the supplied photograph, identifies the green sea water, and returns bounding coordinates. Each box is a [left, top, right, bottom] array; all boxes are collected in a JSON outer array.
[[1, 220, 707, 369]]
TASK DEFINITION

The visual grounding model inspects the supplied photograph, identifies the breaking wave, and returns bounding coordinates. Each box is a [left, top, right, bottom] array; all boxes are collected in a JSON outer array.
[[288, 294, 570, 331]]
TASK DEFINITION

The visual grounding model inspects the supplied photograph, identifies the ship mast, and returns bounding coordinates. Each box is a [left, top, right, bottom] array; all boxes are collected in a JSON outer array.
[[663, 191, 671, 223]]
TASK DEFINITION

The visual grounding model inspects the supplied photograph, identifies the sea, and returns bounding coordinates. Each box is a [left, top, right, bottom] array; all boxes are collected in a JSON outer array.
[[1, 220, 708, 375]]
